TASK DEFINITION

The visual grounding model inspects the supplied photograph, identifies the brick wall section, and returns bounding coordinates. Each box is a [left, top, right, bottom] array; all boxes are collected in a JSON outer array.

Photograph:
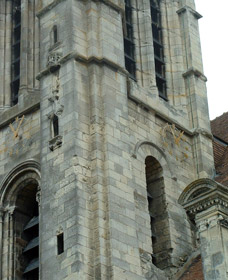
[[180, 256, 204, 280]]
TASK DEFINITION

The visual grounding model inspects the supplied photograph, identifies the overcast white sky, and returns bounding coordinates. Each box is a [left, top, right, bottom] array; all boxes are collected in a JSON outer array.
[[195, 0, 228, 120]]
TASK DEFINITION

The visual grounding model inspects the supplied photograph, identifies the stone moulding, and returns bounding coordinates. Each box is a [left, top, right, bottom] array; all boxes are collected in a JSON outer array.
[[36, 52, 127, 80], [179, 178, 228, 218]]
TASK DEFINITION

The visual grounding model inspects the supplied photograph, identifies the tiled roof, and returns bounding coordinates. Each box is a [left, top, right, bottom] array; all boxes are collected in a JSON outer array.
[[211, 112, 228, 186], [174, 251, 204, 280], [180, 255, 204, 280], [211, 112, 228, 143]]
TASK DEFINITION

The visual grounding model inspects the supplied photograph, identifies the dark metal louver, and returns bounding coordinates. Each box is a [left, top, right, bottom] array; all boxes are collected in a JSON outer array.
[[23, 215, 39, 279]]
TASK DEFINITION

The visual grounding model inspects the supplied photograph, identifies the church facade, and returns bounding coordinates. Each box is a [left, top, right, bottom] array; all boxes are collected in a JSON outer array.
[[0, 0, 227, 279]]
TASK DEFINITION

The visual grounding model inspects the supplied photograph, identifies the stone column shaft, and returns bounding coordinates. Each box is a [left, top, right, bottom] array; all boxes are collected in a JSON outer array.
[[196, 209, 228, 280], [180, 179, 228, 280]]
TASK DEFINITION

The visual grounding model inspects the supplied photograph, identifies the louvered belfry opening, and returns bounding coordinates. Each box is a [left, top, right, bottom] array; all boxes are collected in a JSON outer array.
[[15, 183, 39, 280], [11, 0, 21, 106], [22, 209, 39, 279], [150, 0, 167, 100], [124, 0, 136, 79]]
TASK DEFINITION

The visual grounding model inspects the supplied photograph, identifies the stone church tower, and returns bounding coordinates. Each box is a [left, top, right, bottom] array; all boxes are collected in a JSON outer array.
[[0, 0, 227, 279]]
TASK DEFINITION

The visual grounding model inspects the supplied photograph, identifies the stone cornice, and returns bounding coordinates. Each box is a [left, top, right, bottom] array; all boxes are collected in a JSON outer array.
[[177, 5, 202, 20], [186, 196, 228, 218]]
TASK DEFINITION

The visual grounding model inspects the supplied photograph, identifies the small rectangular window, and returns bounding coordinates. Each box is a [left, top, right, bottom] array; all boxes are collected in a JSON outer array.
[[57, 233, 64, 255]]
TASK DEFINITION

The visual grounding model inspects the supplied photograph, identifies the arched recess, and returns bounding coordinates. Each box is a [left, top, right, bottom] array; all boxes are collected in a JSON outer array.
[[0, 160, 41, 280], [132, 141, 175, 270]]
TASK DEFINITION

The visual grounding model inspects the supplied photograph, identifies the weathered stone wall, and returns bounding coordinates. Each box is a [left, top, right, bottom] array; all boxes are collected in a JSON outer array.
[[0, 108, 40, 182], [0, 0, 214, 279]]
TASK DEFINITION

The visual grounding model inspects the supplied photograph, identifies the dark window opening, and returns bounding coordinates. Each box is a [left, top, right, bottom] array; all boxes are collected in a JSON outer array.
[[53, 25, 58, 44], [53, 114, 59, 137], [11, 0, 21, 106], [57, 233, 64, 255], [150, 0, 167, 100], [124, 0, 136, 79], [145, 156, 169, 269]]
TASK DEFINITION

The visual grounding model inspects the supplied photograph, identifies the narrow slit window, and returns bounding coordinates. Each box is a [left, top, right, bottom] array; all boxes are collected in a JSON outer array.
[[57, 233, 64, 255], [53, 25, 58, 44], [53, 114, 59, 137], [150, 0, 167, 100], [124, 0, 136, 79]]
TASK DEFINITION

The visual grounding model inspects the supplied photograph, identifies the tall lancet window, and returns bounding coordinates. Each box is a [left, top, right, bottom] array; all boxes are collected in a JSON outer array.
[[145, 156, 168, 269], [124, 0, 136, 79], [11, 0, 21, 106], [150, 0, 167, 100]]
